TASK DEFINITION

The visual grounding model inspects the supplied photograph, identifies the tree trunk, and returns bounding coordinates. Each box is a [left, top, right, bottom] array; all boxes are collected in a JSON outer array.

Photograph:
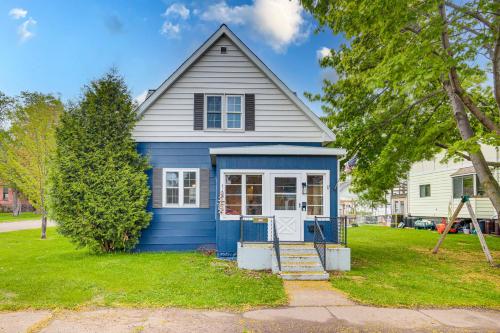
[[12, 189, 21, 216], [41, 214, 47, 239], [444, 81, 500, 215], [492, 25, 500, 117]]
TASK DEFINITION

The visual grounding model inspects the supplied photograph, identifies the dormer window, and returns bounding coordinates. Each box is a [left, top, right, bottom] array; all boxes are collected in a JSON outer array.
[[205, 94, 243, 130]]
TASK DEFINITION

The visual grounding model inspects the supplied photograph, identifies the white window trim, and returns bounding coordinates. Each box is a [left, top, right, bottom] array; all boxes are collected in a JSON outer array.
[[223, 172, 264, 218], [219, 169, 330, 220], [163, 168, 200, 208], [204, 94, 245, 131]]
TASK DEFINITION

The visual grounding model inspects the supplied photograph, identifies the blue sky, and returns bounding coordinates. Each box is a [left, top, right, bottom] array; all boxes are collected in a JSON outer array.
[[0, 0, 344, 115]]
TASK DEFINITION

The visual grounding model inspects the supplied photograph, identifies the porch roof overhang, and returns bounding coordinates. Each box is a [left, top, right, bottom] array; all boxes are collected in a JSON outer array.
[[209, 145, 347, 165], [450, 166, 476, 177]]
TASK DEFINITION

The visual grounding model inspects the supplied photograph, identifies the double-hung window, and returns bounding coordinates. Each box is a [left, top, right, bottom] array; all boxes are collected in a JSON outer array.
[[206, 96, 222, 129], [226, 96, 242, 129], [2, 187, 8, 201], [224, 174, 263, 216], [205, 95, 243, 130], [163, 168, 200, 207]]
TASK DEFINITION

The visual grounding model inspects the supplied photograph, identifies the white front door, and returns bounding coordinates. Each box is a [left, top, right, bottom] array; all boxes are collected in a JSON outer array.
[[271, 174, 302, 241]]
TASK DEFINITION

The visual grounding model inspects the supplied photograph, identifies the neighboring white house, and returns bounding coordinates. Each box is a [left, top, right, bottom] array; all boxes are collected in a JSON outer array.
[[407, 145, 500, 221]]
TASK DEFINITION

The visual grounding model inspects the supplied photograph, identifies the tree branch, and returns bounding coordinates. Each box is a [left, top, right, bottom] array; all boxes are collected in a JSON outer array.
[[445, 1, 494, 30], [435, 142, 500, 168]]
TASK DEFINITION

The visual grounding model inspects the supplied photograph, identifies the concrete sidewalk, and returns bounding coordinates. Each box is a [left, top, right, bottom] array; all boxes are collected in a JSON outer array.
[[1, 281, 499, 332], [0, 220, 55, 233]]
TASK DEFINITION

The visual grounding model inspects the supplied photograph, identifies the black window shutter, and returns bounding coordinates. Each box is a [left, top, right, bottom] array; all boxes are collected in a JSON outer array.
[[152, 168, 163, 208], [200, 168, 210, 208], [194, 93, 204, 130], [245, 94, 255, 131]]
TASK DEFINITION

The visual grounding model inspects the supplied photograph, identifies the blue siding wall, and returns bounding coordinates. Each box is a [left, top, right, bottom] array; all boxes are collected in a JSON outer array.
[[135, 142, 321, 252], [215, 155, 338, 257]]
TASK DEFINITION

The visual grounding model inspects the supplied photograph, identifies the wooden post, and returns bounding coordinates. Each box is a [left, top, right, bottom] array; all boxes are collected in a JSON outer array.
[[465, 200, 495, 266], [432, 199, 465, 254]]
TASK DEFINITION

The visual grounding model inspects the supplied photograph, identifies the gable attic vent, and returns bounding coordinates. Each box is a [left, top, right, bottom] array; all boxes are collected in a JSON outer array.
[[220, 46, 227, 54]]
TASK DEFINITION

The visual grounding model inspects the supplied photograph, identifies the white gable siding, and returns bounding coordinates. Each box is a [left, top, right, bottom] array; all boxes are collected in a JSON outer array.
[[133, 36, 326, 142], [407, 146, 500, 219]]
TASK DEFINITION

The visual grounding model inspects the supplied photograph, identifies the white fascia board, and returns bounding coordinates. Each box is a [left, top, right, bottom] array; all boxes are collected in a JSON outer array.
[[136, 24, 336, 142], [209, 145, 347, 157]]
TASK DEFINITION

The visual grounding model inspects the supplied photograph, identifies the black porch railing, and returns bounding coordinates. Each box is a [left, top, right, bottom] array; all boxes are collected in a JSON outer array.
[[314, 216, 348, 246], [239, 215, 281, 271], [313, 217, 327, 270]]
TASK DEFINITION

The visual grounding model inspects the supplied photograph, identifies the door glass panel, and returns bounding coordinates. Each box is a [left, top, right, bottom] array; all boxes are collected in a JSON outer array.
[[274, 177, 296, 193], [274, 177, 297, 211], [225, 175, 242, 215]]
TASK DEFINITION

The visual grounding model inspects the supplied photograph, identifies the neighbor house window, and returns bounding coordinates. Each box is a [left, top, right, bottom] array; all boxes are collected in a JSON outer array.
[[205, 95, 243, 130], [307, 175, 324, 216], [419, 184, 431, 197], [224, 174, 262, 216], [163, 169, 199, 207], [226, 96, 242, 129], [2, 187, 8, 201], [206, 95, 222, 128], [452, 175, 474, 198]]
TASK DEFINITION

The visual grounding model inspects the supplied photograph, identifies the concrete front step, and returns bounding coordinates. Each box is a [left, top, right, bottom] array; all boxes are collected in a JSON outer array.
[[280, 248, 318, 255], [280, 271, 330, 280], [281, 262, 324, 272]]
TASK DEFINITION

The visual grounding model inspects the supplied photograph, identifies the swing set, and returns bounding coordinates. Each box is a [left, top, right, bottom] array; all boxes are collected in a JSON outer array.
[[432, 196, 497, 267]]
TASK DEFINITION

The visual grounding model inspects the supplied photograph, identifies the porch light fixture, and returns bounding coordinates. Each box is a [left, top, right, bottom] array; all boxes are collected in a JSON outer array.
[[302, 182, 307, 194]]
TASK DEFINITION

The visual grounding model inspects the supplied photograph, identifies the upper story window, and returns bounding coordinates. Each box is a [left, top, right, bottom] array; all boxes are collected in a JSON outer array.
[[163, 168, 200, 208], [206, 96, 222, 129], [205, 95, 243, 130], [2, 187, 8, 201], [419, 184, 431, 198]]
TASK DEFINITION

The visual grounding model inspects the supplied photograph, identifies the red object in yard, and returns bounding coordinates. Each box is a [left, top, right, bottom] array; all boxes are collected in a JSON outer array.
[[437, 221, 458, 234]]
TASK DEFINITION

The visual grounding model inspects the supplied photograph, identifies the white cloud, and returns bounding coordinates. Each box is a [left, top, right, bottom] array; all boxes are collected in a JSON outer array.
[[164, 3, 190, 20], [9, 8, 27, 19], [200, 2, 252, 25], [160, 21, 180, 38], [200, 0, 309, 53], [317, 47, 330, 60], [18, 18, 36, 42], [134, 90, 148, 105]]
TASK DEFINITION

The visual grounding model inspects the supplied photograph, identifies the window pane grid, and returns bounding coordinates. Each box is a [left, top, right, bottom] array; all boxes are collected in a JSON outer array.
[[164, 170, 198, 207], [207, 96, 222, 129], [307, 175, 324, 216]]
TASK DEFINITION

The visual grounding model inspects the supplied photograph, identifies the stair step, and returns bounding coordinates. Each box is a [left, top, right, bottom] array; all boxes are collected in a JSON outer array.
[[280, 248, 317, 255], [280, 265, 324, 272], [280, 271, 329, 281]]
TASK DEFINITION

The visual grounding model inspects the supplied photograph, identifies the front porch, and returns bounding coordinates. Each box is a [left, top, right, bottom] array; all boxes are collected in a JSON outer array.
[[236, 216, 351, 280]]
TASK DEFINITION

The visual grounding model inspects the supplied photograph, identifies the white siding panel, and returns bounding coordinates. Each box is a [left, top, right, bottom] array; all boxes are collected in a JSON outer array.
[[133, 36, 325, 142], [407, 146, 499, 219]]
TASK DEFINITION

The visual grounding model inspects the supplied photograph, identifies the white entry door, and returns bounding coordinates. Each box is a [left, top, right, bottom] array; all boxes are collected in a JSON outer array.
[[271, 174, 302, 241]]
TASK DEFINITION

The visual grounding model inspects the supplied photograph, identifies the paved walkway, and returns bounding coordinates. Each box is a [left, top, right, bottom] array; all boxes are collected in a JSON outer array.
[[0, 220, 55, 233], [1, 281, 499, 332]]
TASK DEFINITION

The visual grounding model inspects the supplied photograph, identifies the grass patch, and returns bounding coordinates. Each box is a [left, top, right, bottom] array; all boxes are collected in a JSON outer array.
[[0, 228, 286, 310], [332, 226, 500, 308], [0, 212, 40, 223]]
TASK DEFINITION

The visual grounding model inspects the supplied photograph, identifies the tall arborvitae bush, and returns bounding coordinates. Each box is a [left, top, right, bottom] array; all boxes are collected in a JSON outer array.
[[51, 70, 151, 252]]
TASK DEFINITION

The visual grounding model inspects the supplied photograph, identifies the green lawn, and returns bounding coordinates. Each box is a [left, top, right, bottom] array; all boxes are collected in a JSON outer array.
[[0, 212, 40, 223], [0, 228, 286, 310], [332, 226, 500, 309]]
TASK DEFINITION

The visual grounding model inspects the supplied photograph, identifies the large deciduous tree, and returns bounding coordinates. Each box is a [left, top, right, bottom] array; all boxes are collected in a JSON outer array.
[[0, 92, 62, 236], [50, 70, 151, 253], [301, 0, 500, 214]]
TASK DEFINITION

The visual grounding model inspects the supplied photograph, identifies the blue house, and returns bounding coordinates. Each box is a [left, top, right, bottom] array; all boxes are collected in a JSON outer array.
[[134, 25, 350, 280]]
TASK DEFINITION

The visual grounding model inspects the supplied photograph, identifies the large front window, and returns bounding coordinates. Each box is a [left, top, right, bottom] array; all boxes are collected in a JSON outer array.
[[224, 174, 263, 215], [163, 169, 199, 207]]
